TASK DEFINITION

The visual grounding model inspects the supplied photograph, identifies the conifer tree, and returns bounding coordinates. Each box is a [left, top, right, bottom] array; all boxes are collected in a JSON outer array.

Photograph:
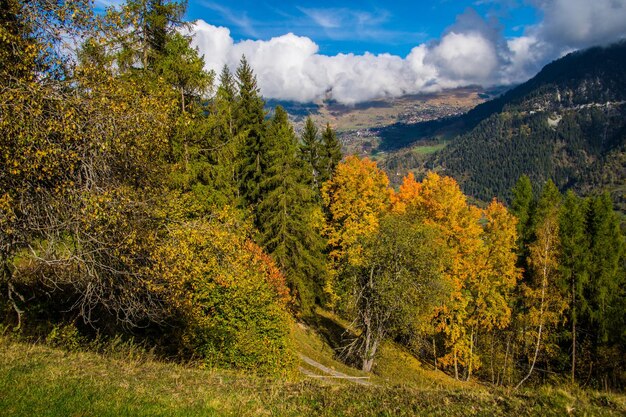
[[257, 107, 325, 312], [154, 32, 212, 113], [209, 65, 241, 204], [111, 0, 186, 71], [319, 123, 342, 184], [300, 116, 322, 190], [587, 193, 624, 345], [558, 190, 590, 383], [236, 56, 266, 208], [511, 175, 534, 261]]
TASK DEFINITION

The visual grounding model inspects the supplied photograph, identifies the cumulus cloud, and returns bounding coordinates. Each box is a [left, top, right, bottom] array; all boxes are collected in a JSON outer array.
[[189, 2, 626, 104], [531, 0, 626, 48]]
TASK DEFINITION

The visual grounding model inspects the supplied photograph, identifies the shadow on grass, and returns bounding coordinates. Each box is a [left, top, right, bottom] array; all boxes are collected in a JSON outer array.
[[301, 309, 361, 367]]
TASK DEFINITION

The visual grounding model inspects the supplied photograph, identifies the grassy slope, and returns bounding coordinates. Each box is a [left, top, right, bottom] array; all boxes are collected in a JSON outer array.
[[2, 319, 625, 416]]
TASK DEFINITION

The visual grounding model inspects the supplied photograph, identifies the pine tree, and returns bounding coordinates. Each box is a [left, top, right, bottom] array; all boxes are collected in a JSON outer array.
[[587, 193, 624, 344], [209, 65, 241, 205], [257, 107, 325, 312], [319, 123, 342, 185], [300, 116, 321, 191], [516, 180, 567, 389], [236, 56, 266, 208], [511, 175, 534, 261], [558, 190, 590, 383], [111, 0, 186, 71]]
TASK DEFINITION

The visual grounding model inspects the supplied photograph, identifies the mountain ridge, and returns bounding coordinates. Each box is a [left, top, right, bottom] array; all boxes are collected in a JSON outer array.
[[381, 40, 626, 208]]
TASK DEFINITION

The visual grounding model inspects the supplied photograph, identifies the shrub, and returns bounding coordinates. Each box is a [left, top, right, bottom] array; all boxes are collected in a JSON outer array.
[[153, 217, 295, 374]]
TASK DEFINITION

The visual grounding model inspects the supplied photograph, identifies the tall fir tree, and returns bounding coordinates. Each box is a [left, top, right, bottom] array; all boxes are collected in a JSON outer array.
[[558, 190, 590, 383], [257, 107, 326, 313], [209, 65, 241, 205], [319, 123, 342, 185], [587, 193, 624, 343], [511, 174, 534, 262], [111, 0, 186, 71], [236, 56, 266, 208], [300, 116, 322, 191], [585, 193, 625, 387]]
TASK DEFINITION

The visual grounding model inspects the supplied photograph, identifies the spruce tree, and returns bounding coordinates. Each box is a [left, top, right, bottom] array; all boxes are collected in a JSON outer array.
[[585, 193, 625, 386], [587, 193, 624, 343], [112, 0, 186, 71], [208, 65, 242, 205], [558, 190, 590, 383], [257, 107, 325, 313], [300, 116, 321, 191], [510, 175, 535, 270], [235, 56, 266, 208], [319, 123, 342, 185]]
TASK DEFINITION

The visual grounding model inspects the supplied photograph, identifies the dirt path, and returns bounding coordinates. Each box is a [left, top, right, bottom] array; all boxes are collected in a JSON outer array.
[[298, 354, 371, 386]]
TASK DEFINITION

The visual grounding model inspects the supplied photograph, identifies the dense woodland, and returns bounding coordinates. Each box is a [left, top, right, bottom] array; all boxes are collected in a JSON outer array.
[[430, 42, 626, 208], [1, 0, 625, 392]]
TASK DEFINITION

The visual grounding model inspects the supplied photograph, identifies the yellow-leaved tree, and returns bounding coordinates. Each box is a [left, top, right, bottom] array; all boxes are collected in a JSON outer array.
[[321, 156, 392, 306], [394, 173, 518, 380]]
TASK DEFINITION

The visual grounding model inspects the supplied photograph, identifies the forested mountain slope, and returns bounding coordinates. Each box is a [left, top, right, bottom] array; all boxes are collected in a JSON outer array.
[[428, 41, 626, 206]]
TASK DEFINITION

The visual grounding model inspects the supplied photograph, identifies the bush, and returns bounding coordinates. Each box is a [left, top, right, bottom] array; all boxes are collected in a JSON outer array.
[[153, 217, 295, 374]]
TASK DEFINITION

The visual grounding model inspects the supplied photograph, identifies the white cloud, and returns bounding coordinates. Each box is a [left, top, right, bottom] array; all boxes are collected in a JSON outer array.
[[298, 8, 342, 29], [531, 0, 626, 48], [188, 2, 626, 104], [428, 32, 499, 84]]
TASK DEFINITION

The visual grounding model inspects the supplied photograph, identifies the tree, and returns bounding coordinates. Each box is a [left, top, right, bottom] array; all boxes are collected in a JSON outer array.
[[299, 116, 322, 191], [207, 65, 243, 206], [395, 172, 483, 379], [1, 0, 95, 328], [458, 200, 521, 381], [110, 0, 186, 71], [154, 32, 213, 113], [558, 190, 590, 383], [516, 181, 567, 389], [321, 156, 391, 305], [236, 56, 266, 208], [585, 193, 625, 388], [319, 123, 342, 184], [344, 214, 446, 372], [257, 107, 326, 313]]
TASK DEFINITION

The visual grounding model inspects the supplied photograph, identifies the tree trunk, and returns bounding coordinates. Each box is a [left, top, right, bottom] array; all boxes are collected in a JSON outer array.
[[361, 266, 377, 372], [515, 252, 549, 389], [467, 327, 475, 381], [499, 335, 511, 386], [515, 219, 553, 390], [490, 333, 495, 385], [454, 349, 459, 380], [433, 336, 437, 370], [571, 275, 576, 385]]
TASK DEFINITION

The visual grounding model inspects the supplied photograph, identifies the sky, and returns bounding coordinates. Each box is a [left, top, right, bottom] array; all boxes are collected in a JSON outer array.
[[96, 0, 626, 104]]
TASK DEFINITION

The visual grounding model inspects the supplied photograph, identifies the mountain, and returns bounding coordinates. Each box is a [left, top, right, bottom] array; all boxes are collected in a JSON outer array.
[[391, 41, 626, 208]]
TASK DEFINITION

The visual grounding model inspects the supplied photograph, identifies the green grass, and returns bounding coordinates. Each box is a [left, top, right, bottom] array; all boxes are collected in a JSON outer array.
[[412, 142, 448, 155], [1, 331, 624, 416]]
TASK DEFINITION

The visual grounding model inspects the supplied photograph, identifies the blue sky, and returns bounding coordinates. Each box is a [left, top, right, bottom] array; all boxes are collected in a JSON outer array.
[[185, 0, 540, 56], [95, 0, 626, 103]]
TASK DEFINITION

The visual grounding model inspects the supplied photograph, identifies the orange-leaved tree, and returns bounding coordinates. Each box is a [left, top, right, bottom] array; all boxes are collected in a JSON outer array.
[[395, 172, 483, 379]]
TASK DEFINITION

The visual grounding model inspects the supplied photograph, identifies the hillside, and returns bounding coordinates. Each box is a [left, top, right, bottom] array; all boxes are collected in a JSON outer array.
[[2, 332, 625, 417], [404, 41, 626, 205]]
